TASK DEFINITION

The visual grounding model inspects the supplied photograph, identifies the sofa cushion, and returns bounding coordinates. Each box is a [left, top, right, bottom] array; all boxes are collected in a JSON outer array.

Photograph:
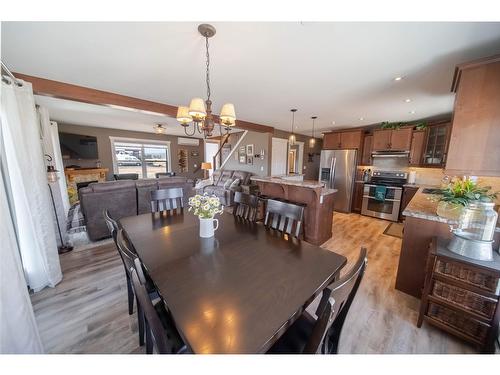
[[217, 170, 234, 187], [80, 182, 137, 241], [232, 171, 251, 185], [136, 179, 159, 214], [85, 180, 137, 193], [229, 178, 241, 189]]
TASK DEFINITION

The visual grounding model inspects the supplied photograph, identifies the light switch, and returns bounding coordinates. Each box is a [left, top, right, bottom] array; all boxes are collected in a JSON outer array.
[[260, 166, 264, 171]]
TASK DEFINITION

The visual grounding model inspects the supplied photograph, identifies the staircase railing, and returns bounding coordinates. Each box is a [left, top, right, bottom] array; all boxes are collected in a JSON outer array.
[[209, 130, 248, 184]]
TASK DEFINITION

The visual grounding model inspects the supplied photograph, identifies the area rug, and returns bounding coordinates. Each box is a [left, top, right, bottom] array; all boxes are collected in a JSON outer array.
[[383, 222, 404, 239]]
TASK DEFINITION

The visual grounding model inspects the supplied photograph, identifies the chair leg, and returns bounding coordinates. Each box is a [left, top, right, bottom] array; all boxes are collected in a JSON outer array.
[[126, 274, 134, 315], [145, 320, 153, 354], [137, 301, 145, 346]]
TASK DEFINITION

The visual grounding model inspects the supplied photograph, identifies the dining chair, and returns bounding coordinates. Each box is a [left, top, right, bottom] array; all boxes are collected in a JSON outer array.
[[264, 199, 305, 238], [115, 229, 161, 348], [150, 188, 184, 213], [233, 191, 259, 222], [114, 173, 139, 180], [267, 247, 368, 354], [103, 209, 136, 316], [130, 267, 186, 354]]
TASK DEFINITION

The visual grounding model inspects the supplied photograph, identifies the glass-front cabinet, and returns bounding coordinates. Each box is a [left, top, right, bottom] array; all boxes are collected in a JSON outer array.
[[422, 123, 450, 167]]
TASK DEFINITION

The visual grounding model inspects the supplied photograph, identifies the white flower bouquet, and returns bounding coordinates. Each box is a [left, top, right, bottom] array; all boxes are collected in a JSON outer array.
[[188, 193, 224, 219]]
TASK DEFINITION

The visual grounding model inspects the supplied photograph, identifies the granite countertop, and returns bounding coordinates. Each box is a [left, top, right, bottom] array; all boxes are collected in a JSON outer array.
[[320, 188, 338, 196], [402, 186, 456, 224], [250, 176, 326, 189]]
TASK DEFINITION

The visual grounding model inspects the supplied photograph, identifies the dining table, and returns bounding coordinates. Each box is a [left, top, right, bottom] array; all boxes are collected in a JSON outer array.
[[119, 210, 347, 354]]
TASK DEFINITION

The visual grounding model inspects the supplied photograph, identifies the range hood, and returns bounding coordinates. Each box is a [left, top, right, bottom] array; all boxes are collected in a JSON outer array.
[[371, 150, 410, 158]]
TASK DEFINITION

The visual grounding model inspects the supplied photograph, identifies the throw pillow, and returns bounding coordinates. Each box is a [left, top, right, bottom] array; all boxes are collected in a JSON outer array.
[[229, 178, 241, 189], [223, 178, 234, 189]]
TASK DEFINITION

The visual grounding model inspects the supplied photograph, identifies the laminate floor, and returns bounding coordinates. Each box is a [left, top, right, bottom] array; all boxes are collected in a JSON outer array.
[[31, 213, 479, 354]]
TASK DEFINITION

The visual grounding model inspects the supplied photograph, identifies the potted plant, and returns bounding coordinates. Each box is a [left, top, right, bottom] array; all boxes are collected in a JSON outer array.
[[188, 193, 224, 238], [435, 177, 498, 220]]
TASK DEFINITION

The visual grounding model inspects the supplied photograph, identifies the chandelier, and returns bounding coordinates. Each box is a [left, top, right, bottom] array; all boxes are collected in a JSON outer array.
[[176, 24, 236, 138]]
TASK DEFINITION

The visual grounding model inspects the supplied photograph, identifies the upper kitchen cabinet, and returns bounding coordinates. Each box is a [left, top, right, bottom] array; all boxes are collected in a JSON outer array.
[[323, 130, 362, 150], [421, 123, 451, 167], [445, 55, 500, 176], [323, 132, 341, 149], [361, 134, 373, 165], [409, 130, 426, 166], [372, 127, 412, 151]]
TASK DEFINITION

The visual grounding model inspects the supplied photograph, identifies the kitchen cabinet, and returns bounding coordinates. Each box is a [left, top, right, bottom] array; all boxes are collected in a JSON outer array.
[[372, 129, 392, 151], [372, 127, 412, 151], [352, 181, 365, 213], [361, 135, 373, 165], [422, 123, 450, 167], [323, 130, 362, 150], [323, 132, 341, 149], [409, 130, 425, 166], [445, 55, 500, 176], [399, 185, 418, 221], [390, 128, 413, 150]]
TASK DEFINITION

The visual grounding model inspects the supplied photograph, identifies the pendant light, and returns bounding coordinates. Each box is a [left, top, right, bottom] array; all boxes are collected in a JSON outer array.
[[289, 109, 297, 146], [309, 116, 317, 148], [176, 24, 236, 138]]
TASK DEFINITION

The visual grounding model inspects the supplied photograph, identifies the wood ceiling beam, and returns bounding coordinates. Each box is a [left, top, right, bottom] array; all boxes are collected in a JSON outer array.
[[13, 73, 274, 133]]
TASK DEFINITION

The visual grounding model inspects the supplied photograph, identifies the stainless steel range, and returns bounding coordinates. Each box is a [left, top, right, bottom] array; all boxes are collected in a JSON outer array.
[[361, 170, 408, 222]]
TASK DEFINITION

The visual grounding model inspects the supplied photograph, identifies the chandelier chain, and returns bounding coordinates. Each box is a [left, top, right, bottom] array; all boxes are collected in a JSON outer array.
[[205, 35, 211, 102]]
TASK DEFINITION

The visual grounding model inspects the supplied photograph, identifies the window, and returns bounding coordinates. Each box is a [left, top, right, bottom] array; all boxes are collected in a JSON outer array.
[[110, 137, 171, 179]]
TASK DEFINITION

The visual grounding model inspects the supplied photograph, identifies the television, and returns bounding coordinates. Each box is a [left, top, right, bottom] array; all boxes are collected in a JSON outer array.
[[59, 132, 98, 159]]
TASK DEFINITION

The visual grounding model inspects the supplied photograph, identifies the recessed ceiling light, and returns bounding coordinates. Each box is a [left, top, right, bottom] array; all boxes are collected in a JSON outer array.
[[394, 76, 403, 81], [359, 117, 364, 121], [409, 110, 416, 114], [331, 121, 336, 125], [405, 98, 411, 103]]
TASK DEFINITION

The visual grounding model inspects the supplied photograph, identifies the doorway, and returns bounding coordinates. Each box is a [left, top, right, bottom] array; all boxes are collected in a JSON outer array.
[[288, 148, 297, 173], [204, 141, 219, 177]]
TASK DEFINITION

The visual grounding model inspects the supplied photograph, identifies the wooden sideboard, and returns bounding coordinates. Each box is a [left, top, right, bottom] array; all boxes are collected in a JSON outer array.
[[418, 237, 500, 353]]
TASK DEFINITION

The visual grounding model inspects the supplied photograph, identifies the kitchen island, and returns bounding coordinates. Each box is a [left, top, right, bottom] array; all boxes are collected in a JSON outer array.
[[251, 176, 337, 246], [395, 188, 454, 298]]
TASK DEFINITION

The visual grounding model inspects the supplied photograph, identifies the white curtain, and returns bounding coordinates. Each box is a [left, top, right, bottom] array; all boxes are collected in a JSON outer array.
[[1, 78, 62, 292], [0, 161, 44, 353], [39, 109, 70, 215]]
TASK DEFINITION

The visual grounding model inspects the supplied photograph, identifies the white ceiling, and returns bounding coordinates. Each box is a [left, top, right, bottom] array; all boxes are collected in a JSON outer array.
[[2, 22, 500, 134]]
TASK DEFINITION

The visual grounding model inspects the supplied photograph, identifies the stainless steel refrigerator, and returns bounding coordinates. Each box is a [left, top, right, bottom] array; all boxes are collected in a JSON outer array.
[[318, 149, 357, 213]]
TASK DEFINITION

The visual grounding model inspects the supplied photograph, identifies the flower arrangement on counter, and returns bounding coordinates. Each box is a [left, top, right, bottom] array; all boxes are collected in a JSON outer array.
[[188, 193, 224, 219], [437, 177, 498, 206], [432, 177, 498, 220]]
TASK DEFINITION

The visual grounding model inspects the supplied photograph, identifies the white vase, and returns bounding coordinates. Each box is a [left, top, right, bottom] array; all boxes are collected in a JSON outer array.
[[199, 217, 219, 238]]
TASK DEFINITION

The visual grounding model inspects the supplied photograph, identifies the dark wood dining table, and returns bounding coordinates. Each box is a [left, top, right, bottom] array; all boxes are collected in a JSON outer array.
[[119, 210, 346, 354]]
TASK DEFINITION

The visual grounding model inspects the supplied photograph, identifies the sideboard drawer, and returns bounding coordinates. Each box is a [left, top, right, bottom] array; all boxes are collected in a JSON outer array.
[[434, 258, 500, 294], [427, 301, 490, 343], [432, 280, 498, 320]]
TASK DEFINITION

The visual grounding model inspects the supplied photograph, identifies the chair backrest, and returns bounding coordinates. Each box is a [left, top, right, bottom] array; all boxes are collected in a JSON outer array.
[[130, 268, 172, 354], [304, 248, 368, 354], [156, 172, 176, 178], [233, 192, 259, 222], [114, 173, 139, 180], [103, 209, 119, 244], [264, 199, 304, 238], [116, 229, 147, 283], [150, 188, 184, 213]]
